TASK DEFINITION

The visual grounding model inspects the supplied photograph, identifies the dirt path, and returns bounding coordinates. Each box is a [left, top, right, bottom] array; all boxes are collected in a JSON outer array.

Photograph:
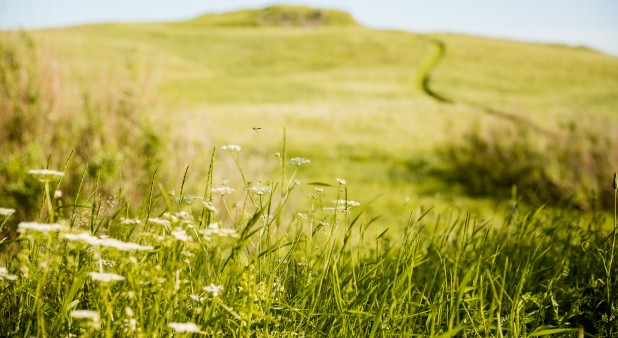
[[417, 36, 556, 137]]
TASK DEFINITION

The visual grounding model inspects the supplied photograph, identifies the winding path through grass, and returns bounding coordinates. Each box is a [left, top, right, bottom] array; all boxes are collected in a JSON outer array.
[[417, 36, 555, 136]]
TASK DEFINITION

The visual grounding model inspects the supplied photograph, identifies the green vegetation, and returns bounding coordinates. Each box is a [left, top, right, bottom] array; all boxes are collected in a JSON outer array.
[[438, 121, 618, 210], [0, 147, 617, 336], [1, 5, 618, 336]]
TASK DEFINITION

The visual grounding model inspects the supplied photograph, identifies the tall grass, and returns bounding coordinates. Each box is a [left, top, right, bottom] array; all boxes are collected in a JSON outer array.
[[0, 139, 616, 337], [0, 34, 166, 226]]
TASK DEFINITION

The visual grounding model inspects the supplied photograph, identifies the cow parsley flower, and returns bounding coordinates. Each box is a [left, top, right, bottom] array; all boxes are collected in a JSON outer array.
[[148, 218, 171, 227], [212, 187, 235, 195], [332, 200, 361, 207], [171, 227, 192, 242], [246, 185, 271, 195], [176, 195, 203, 205], [288, 157, 310, 166], [0, 267, 18, 281], [336, 178, 346, 185], [63, 232, 153, 251], [168, 322, 200, 333], [70, 310, 100, 328], [0, 208, 15, 217], [221, 145, 241, 153], [28, 169, 64, 182], [203, 283, 224, 297], [203, 200, 217, 213], [200, 222, 239, 241], [120, 217, 141, 226], [89, 272, 126, 283], [18, 222, 66, 233]]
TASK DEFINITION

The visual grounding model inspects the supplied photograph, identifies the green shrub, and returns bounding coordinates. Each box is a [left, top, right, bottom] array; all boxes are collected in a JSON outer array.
[[0, 34, 167, 226], [437, 121, 617, 210]]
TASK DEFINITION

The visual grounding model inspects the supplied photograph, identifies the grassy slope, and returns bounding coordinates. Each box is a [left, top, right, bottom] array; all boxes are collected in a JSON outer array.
[[27, 9, 618, 223]]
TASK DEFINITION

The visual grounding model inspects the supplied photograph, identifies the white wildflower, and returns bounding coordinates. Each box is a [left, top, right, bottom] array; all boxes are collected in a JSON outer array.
[[97, 238, 154, 251], [0, 208, 15, 216], [323, 207, 347, 213], [203, 283, 224, 297], [168, 322, 200, 333], [203, 200, 217, 213], [63, 232, 100, 245], [332, 200, 361, 207], [89, 272, 126, 283], [336, 178, 346, 185], [200, 222, 239, 241], [70, 310, 100, 327], [54, 190, 63, 199], [63, 232, 153, 251], [176, 195, 203, 205], [28, 169, 64, 182], [221, 144, 241, 152], [171, 227, 192, 242], [120, 217, 141, 226], [212, 187, 235, 195], [148, 217, 171, 227], [176, 211, 193, 221], [288, 157, 310, 166], [18, 222, 66, 233], [190, 294, 205, 302], [0, 267, 18, 281], [315, 187, 324, 192], [246, 185, 271, 195]]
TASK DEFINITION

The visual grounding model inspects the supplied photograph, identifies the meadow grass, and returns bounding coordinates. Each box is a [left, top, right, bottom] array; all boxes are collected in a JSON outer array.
[[23, 17, 618, 221], [2, 8, 618, 336], [1, 141, 617, 337]]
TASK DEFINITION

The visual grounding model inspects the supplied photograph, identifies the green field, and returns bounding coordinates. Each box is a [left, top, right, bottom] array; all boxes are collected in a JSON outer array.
[[24, 7, 618, 220], [1, 6, 618, 336]]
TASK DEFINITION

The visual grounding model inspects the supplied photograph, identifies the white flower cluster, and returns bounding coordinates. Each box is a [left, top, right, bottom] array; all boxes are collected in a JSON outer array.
[[171, 227, 192, 242], [221, 144, 241, 153], [70, 310, 100, 328], [0, 267, 18, 281], [288, 157, 310, 166], [89, 272, 126, 283], [0, 208, 15, 216], [63, 232, 154, 251], [203, 283, 224, 297], [18, 222, 66, 233], [148, 217, 171, 227], [175, 195, 203, 205], [246, 185, 272, 195], [212, 187, 235, 196], [331, 200, 361, 207], [120, 217, 141, 226], [168, 322, 200, 333], [200, 222, 239, 241], [28, 169, 65, 182]]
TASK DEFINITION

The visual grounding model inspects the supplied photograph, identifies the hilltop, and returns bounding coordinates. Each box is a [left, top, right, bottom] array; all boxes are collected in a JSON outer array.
[[184, 5, 359, 27]]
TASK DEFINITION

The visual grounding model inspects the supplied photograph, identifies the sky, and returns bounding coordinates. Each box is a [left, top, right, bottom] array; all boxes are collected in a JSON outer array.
[[1, 0, 617, 56]]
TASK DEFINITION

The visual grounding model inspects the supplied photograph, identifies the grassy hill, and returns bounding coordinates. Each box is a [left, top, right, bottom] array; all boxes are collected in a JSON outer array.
[[2, 6, 618, 336], [11, 5, 618, 220]]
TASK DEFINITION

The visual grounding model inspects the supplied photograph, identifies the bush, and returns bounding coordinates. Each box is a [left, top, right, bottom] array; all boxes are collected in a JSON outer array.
[[0, 34, 167, 227], [437, 121, 617, 210]]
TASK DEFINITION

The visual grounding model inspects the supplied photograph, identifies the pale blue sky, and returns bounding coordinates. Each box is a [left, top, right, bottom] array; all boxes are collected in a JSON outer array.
[[1, 0, 617, 55]]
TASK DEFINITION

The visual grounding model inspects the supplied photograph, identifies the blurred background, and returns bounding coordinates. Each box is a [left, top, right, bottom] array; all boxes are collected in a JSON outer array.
[[1, 0, 617, 228]]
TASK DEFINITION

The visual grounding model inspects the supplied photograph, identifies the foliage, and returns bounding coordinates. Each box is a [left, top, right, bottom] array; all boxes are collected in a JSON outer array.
[[0, 34, 166, 225], [0, 145, 616, 337], [437, 121, 618, 210]]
